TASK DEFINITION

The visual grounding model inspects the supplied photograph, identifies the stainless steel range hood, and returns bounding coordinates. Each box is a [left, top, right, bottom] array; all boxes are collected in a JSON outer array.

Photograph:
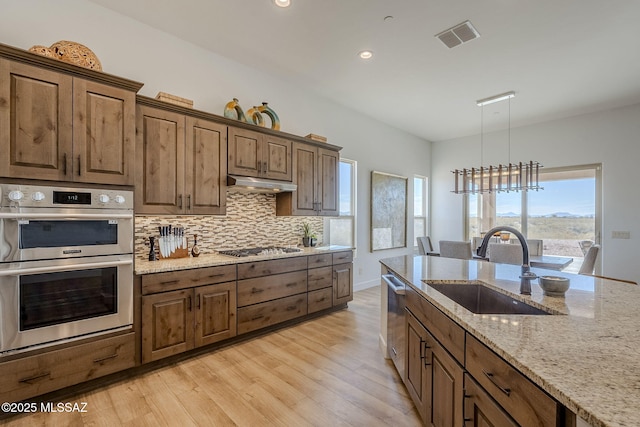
[[227, 175, 297, 193]]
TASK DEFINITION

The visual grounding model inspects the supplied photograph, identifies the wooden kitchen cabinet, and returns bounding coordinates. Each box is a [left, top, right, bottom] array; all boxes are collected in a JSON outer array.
[[463, 374, 518, 427], [140, 266, 237, 363], [228, 126, 292, 181], [237, 257, 308, 334], [0, 58, 138, 185], [465, 334, 559, 427], [406, 310, 464, 426], [332, 251, 354, 306], [0, 332, 135, 403], [308, 254, 333, 314], [276, 141, 339, 216], [135, 100, 227, 215]]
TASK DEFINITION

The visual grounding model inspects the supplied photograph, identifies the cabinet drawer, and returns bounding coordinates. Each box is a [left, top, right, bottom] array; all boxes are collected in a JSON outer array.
[[406, 285, 465, 364], [237, 294, 307, 334], [332, 251, 353, 264], [0, 333, 135, 402], [308, 266, 333, 291], [238, 257, 307, 279], [308, 288, 333, 313], [308, 254, 332, 268], [238, 270, 307, 307], [141, 265, 237, 294], [463, 374, 518, 426], [466, 335, 559, 427]]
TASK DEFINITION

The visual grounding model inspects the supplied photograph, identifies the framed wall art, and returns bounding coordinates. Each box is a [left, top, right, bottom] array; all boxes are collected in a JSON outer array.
[[371, 171, 407, 251]]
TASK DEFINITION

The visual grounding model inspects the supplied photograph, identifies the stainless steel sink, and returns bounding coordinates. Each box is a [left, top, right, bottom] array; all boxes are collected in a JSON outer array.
[[425, 282, 551, 315]]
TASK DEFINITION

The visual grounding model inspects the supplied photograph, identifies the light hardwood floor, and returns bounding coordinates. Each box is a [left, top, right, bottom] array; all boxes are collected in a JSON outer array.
[[2, 287, 421, 426]]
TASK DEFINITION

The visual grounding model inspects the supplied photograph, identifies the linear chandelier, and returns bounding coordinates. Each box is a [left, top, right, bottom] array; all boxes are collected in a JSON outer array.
[[452, 91, 543, 195]]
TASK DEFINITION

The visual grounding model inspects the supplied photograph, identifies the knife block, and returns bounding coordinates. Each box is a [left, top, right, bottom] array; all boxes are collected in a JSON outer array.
[[158, 237, 190, 260]]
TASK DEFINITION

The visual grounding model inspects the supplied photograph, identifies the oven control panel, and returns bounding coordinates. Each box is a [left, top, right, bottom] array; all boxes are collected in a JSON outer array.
[[0, 183, 133, 210]]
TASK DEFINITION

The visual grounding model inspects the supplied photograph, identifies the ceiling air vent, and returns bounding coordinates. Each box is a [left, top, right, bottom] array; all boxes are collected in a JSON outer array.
[[435, 20, 480, 49]]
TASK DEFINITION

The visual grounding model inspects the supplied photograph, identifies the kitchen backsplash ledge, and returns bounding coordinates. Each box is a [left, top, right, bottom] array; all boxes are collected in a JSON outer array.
[[135, 192, 324, 260]]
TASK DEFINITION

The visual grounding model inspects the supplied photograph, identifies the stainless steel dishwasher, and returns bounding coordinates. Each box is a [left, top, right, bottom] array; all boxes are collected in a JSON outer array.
[[383, 273, 406, 379]]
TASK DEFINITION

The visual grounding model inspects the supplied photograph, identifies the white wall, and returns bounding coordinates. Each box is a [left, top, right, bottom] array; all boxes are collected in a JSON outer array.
[[0, 0, 431, 290], [432, 103, 640, 283]]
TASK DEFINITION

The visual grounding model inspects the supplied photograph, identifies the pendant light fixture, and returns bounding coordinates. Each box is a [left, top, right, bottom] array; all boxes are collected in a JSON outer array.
[[452, 91, 543, 195]]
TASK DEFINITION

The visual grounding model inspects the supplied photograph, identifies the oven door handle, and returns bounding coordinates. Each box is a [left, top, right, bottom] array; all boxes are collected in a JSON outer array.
[[0, 259, 133, 276], [0, 213, 132, 219]]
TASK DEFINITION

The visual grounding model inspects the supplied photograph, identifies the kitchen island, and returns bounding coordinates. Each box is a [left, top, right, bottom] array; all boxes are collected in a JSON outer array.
[[380, 254, 639, 427]]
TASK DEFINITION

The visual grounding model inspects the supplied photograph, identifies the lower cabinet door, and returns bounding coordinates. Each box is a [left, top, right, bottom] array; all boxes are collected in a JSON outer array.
[[406, 311, 428, 421], [333, 262, 353, 305], [142, 289, 194, 363], [464, 374, 518, 427], [195, 282, 237, 347], [427, 332, 464, 427]]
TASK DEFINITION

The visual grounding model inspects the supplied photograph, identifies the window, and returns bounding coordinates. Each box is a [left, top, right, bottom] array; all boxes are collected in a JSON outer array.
[[327, 159, 356, 251], [413, 175, 428, 246], [465, 164, 600, 259]]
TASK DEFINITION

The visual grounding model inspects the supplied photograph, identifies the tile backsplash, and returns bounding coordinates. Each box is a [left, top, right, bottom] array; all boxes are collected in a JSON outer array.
[[135, 191, 324, 260]]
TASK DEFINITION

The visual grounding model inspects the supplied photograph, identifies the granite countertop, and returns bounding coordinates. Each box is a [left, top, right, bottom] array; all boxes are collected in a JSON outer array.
[[135, 245, 353, 275], [380, 254, 640, 427]]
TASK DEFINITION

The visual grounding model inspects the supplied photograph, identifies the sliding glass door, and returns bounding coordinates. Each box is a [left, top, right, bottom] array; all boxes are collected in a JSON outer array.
[[465, 164, 601, 271]]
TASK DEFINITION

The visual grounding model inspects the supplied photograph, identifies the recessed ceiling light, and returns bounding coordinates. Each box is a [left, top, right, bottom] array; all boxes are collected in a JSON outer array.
[[274, 0, 290, 7], [359, 50, 373, 60]]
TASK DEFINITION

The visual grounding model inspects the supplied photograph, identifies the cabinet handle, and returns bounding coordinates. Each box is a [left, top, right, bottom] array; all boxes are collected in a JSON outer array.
[[251, 287, 264, 294], [263, 161, 267, 174], [251, 315, 264, 321], [93, 353, 118, 364], [419, 338, 426, 360], [178, 194, 183, 208], [187, 194, 191, 210], [19, 371, 51, 384], [77, 155, 81, 176], [196, 293, 201, 309], [187, 295, 192, 311], [160, 280, 179, 286], [285, 282, 298, 287], [391, 346, 397, 356], [285, 305, 298, 311], [423, 344, 432, 367], [63, 153, 68, 175], [482, 370, 511, 396], [207, 273, 225, 279]]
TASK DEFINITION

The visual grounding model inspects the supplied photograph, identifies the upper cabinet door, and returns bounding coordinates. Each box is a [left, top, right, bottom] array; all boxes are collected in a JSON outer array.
[[185, 117, 227, 215], [292, 142, 318, 214], [228, 127, 261, 177], [0, 59, 73, 181], [317, 148, 339, 215], [135, 105, 185, 214], [73, 79, 135, 185], [262, 135, 292, 181]]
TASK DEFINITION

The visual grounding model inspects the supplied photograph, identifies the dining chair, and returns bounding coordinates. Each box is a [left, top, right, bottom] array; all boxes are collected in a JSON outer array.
[[578, 240, 594, 256], [488, 243, 523, 265], [439, 240, 473, 260], [507, 238, 543, 256], [578, 244, 600, 275], [417, 236, 434, 255]]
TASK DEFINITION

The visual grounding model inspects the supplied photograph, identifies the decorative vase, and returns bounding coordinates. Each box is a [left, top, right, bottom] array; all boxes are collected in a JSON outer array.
[[302, 237, 311, 247], [257, 102, 280, 130], [224, 98, 247, 122], [148, 236, 158, 261], [310, 238, 317, 247], [246, 106, 265, 126]]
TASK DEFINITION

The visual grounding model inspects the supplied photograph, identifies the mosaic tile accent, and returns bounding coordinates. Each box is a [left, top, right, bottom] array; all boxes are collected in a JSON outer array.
[[135, 192, 324, 260]]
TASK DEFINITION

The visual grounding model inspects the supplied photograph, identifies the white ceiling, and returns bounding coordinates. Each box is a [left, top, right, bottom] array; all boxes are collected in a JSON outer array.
[[88, 0, 640, 142]]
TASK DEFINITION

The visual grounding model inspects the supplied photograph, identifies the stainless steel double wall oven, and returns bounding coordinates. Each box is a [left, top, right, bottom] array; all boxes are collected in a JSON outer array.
[[0, 183, 134, 354]]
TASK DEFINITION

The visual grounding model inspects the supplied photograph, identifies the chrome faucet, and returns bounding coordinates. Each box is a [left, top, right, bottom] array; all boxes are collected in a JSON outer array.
[[476, 226, 537, 295]]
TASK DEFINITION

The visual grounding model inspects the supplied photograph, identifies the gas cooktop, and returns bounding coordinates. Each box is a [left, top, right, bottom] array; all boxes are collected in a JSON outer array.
[[218, 246, 302, 257]]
